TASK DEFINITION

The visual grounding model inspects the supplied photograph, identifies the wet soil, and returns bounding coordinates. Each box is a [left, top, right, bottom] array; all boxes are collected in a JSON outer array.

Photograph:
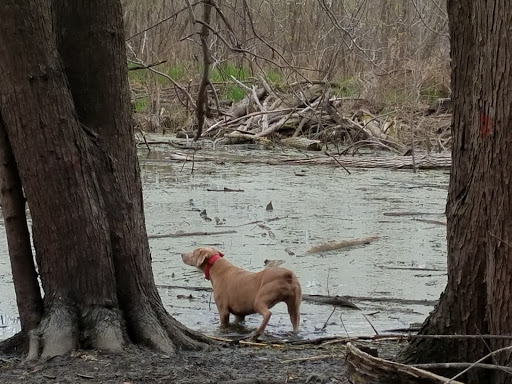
[[0, 337, 405, 384], [0, 343, 348, 383]]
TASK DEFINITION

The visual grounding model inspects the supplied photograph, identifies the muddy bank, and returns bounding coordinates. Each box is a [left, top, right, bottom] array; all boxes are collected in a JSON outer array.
[[0, 337, 410, 384], [0, 341, 354, 383]]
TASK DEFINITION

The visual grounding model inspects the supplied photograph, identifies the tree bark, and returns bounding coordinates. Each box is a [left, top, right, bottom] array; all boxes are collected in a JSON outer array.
[[0, 0, 124, 358], [399, 2, 512, 383], [0, 115, 43, 333], [0, 0, 207, 358], [52, 0, 206, 352]]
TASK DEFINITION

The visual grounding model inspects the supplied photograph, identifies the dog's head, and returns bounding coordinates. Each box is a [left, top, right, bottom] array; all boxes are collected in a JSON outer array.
[[181, 247, 224, 268]]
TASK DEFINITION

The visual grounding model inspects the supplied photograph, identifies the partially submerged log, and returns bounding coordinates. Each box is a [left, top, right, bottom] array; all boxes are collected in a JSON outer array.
[[280, 137, 322, 151], [160, 151, 452, 169], [148, 230, 236, 239], [306, 236, 379, 254], [302, 294, 359, 309], [345, 342, 464, 384]]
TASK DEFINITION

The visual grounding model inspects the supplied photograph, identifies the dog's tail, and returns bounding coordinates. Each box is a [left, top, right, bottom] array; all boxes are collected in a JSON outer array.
[[287, 274, 302, 332]]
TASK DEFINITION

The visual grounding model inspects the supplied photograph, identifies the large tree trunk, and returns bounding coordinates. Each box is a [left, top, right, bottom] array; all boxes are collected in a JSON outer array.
[[0, 0, 123, 358], [53, 0, 205, 352], [0, 0, 206, 358], [399, 2, 512, 383]]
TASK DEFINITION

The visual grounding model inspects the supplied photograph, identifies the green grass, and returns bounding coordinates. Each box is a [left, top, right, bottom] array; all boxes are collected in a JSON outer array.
[[264, 70, 284, 86], [165, 64, 187, 81], [210, 64, 250, 82], [133, 97, 148, 113], [420, 86, 449, 103], [333, 78, 360, 97], [225, 85, 245, 101]]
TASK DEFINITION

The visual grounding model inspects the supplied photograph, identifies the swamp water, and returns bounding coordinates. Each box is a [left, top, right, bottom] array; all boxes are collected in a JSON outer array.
[[0, 145, 449, 341]]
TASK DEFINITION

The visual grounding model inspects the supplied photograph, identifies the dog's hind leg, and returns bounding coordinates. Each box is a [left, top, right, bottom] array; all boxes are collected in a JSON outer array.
[[286, 285, 302, 332], [250, 302, 272, 339]]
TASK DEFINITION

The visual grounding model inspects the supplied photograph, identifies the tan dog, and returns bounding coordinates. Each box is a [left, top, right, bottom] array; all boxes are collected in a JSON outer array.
[[181, 247, 302, 338]]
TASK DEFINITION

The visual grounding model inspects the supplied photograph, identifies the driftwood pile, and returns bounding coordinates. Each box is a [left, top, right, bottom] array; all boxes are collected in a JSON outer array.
[[200, 81, 407, 152], [163, 81, 451, 155], [134, 80, 453, 168]]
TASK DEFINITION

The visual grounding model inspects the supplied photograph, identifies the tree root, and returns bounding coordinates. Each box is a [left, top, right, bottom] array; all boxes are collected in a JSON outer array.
[[81, 307, 124, 353], [37, 304, 79, 359], [11, 299, 211, 360], [0, 331, 26, 355], [25, 303, 128, 360], [125, 299, 212, 355], [128, 309, 177, 354]]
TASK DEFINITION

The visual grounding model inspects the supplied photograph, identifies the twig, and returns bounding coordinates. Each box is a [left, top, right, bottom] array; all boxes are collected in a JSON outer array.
[[414, 362, 512, 374], [128, 60, 166, 71], [137, 128, 151, 152], [77, 373, 95, 379], [447, 346, 512, 383], [125, 1, 202, 41], [204, 334, 284, 348], [361, 312, 379, 336], [340, 313, 350, 337], [321, 307, 336, 331], [127, 59, 196, 109], [282, 354, 343, 364], [324, 150, 351, 174]]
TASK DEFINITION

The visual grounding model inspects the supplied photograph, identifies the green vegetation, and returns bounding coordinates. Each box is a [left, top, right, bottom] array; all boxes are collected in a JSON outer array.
[[133, 97, 148, 113], [210, 64, 249, 82], [420, 86, 449, 103], [264, 70, 284, 86], [333, 78, 360, 97]]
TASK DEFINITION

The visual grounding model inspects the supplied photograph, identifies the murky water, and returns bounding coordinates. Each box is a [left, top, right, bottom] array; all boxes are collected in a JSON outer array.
[[0, 144, 449, 340]]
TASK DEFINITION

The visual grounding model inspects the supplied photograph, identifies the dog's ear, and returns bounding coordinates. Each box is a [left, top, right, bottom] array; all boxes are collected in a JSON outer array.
[[193, 248, 212, 268]]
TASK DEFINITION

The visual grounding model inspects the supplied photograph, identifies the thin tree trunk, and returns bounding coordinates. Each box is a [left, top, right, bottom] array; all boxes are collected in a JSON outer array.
[[0, 115, 43, 333]]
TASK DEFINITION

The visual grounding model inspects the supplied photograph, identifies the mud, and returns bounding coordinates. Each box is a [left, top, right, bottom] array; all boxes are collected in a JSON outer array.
[[0, 341, 353, 383], [0, 337, 409, 383]]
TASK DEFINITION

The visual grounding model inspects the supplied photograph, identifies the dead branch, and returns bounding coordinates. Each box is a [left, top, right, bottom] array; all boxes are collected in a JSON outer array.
[[306, 236, 379, 254], [346, 342, 464, 384], [148, 230, 236, 239]]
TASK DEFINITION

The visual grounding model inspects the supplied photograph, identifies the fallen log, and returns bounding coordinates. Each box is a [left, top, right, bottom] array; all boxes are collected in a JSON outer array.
[[148, 230, 237, 239], [345, 342, 464, 384], [280, 137, 322, 151], [206, 187, 244, 192], [155, 284, 430, 308], [302, 294, 359, 309], [306, 236, 379, 254], [343, 295, 437, 306], [157, 152, 452, 169], [228, 87, 267, 118]]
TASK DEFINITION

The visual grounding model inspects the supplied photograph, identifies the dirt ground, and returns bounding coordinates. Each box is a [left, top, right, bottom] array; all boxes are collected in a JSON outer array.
[[0, 337, 405, 384]]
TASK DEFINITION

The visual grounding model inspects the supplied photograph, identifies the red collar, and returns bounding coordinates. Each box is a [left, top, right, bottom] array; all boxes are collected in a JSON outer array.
[[204, 253, 223, 280]]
